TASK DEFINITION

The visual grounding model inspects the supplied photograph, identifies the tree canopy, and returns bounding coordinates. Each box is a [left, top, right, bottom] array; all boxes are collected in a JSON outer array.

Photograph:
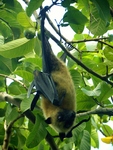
[[0, 0, 113, 150]]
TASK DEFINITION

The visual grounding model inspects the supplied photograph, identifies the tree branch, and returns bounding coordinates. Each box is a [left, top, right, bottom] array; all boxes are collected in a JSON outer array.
[[46, 12, 110, 47], [76, 107, 113, 117], [70, 37, 108, 44], [0, 73, 28, 91], [0, 92, 58, 150], [98, 40, 113, 48], [2, 114, 24, 150], [45, 12, 112, 52], [47, 30, 113, 86]]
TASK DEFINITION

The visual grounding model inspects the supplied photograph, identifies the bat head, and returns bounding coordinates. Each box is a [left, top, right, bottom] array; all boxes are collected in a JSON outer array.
[[45, 109, 76, 133]]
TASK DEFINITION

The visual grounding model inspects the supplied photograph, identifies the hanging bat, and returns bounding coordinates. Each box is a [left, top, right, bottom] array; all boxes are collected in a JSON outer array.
[[28, 7, 76, 139]]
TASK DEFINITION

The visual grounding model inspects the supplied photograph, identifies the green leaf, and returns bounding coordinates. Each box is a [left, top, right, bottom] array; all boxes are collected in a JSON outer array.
[[0, 109, 5, 117], [62, 0, 71, 7], [0, 56, 16, 74], [0, 38, 35, 58], [0, 102, 6, 109], [63, 6, 88, 33], [73, 122, 86, 137], [81, 83, 101, 97], [80, 130, 90, 150], [91, 0, 111, 25], [76, 89, 96, 111], [97, 82, 113, 103], [8, 82, 26, 95], [70, 69, 81, 89], [61, 142, 73, 150], [26, 114, 47, 148], [20, 96, 33, 112], [91, 129, 99, 148], [88, 6, 107, 35], [70, 23, 84, 34], [0, 9, 20, 28], [17, 131, 26, 149], [5, 107, 18, 124], [102, 124, 113, 136], [64, 6, 88, 25], [14, 70, 33, 82], [4, 0, 24, 13], [24, 57, 42, 70], [104, 46, 113, 62], [0, 35, 4, 45], [26, 0, 44, 17], [17, 12, 34, 27], [0, 20, 12, 39], [108, 34, 113, 42], [34, 37, 42, 56], [0, 124, 5, 135]]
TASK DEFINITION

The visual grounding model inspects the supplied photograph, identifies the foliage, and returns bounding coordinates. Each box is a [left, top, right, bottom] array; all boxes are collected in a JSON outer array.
[[0, 0, 113, 149]]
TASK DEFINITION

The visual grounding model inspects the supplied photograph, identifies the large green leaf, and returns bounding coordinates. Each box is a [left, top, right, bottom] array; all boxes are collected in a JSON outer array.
[[0, 38, 35, 58], [81, 83, 101, 97], [102, 124, 113, 136], [26, 114, 47, 148], [0, 9, 20, 28], [97, 82, 113, 103], [70, 24, 84, 34], [14, 70, 33, 82], [5, 107, 18, 124], [91, 129, 99, 148], [76, 89, 96, 111], [64, 6, 88, 25], [17, 12, 34, 27], [63, 6, 88, 33], [8, 82, 26, 95], [0, 20, 12, 39], [17, 130, 26, 149], [104, 46, 113, 62], [3, 0, 24, 13], [26, 0, 44, 17], [88, 0, 111, 35], [0, 56, 18, 74], [20, 96, 33, 112], [91, 0, 111, 25], [62, 0, 73, 7], [23, 57, 42, 70], [0, 109, 5, 117], [70, 69, 81, 89], [88, 6, 107, 35], [80, 130, 90, 150]]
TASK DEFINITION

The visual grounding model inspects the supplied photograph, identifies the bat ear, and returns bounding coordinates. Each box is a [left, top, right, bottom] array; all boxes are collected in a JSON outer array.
[[45, 117, 51, 124]]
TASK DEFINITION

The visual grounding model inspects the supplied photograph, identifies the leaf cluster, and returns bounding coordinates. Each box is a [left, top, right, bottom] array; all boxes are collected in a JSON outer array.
[[0, 0, 113, 150]]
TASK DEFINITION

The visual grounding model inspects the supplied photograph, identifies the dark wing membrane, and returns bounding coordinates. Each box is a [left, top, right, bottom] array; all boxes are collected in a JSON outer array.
[[30, 70, 60, 110], [27, 81, 35, 98]]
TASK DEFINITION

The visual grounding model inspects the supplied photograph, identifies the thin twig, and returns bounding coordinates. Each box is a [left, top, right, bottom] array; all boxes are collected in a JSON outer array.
[[2, 114, 24, 150], [76, 107, 113, 117], [0, 73, 28, 91], [70, 37, 108, 44], [98, 40, 113, 48], [47, 30, 113, 86]]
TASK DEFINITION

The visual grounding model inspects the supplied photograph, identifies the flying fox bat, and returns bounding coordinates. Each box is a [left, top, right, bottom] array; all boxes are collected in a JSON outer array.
[[28, 7, 76, 138]]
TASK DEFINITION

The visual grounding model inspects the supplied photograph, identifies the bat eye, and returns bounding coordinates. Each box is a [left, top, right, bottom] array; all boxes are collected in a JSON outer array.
[[57, 115, 63, 122]]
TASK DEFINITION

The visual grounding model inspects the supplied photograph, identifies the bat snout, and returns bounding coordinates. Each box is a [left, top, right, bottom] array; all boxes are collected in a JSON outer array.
[[64, 111, 75, 129], [57, 110, 76, 129]]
